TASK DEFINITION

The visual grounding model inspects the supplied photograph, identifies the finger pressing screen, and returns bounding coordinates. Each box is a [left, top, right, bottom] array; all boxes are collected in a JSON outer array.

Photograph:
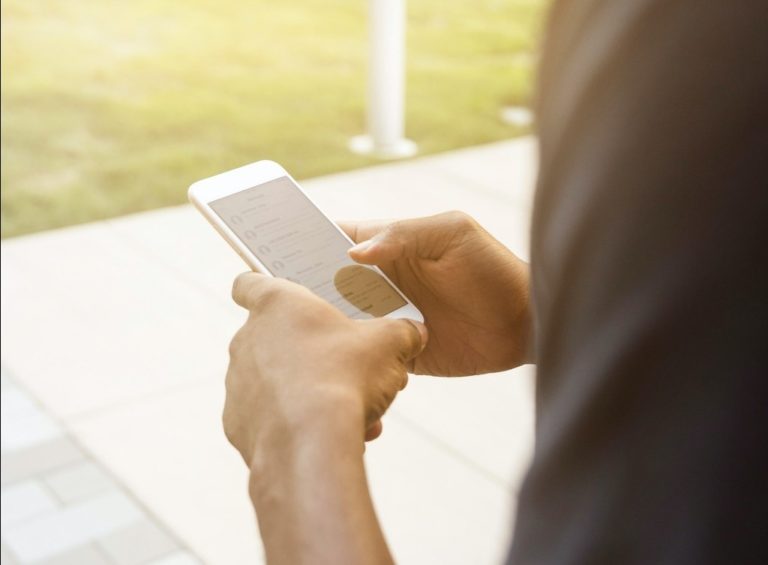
[[337, 219, 393, 243]]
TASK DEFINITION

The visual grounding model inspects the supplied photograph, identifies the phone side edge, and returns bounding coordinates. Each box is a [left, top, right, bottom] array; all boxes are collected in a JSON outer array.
[[188, 183, 274, 276]]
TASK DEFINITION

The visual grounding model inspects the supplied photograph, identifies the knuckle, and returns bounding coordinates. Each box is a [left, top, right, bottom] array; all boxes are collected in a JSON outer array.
[[374, 319, 417, 361], [397, 320, 419, 351], [231, 272, 252, 303], [382, 221, 401, 241], [397, 320, 415, 346], [248, 279, 292, 312], [347, 222, 360, 242], [232, 273, 294, 312], [228, 332, 244, 358], [381, 221, 411, 251], [444, 210, 476, 231], [299, 306, 326, 327], [253, 283, 279, 306], [222, 405, 236, 445]]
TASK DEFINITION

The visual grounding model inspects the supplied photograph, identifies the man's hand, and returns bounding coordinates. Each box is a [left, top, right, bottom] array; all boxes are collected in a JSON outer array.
[[341, 211, 533, 376], [225, 272, 426, 465], [225, 273, 426, 565]]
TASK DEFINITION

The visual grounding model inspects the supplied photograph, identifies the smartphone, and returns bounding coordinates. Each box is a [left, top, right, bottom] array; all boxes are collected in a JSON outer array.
[[188, 160, 423, 322]]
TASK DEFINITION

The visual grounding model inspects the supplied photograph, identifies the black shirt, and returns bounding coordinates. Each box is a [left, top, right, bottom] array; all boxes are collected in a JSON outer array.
[[509, 1, 768, 563]]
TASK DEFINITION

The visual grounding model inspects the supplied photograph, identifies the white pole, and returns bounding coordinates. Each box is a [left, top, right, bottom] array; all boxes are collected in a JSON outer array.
[[350, 0, 417, 158]]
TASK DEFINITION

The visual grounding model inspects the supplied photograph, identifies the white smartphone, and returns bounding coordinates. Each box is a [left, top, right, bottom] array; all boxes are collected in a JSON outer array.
[[188, 160, 423, 322]]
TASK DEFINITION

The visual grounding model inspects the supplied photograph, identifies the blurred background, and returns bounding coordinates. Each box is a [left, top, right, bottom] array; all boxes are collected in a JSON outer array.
[[2, 0, 545, 238], [2, 1, 547, 564]]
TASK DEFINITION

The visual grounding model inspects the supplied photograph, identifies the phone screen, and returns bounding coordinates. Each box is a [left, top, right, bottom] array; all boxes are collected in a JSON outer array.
[[209, 176, 407, 319]]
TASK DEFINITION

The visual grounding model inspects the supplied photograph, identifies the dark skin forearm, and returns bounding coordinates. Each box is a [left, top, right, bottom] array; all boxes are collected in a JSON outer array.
[[248, 406, 394, 565]]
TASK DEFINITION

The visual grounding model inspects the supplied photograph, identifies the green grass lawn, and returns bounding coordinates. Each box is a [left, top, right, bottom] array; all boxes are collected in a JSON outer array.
[[1, 0, 546, 238]]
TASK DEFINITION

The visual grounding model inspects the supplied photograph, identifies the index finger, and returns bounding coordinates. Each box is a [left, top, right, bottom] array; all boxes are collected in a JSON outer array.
[[337, 219, 394, 244], [231, 271, 276, 310]]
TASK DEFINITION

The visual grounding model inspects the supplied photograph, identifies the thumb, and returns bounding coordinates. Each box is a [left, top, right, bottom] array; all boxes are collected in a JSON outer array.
[[374, 318, 428, 365], [348, 212, 471, 264]]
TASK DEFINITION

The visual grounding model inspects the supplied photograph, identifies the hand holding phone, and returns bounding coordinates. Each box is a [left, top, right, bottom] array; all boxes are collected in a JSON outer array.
[[189, 161, 423, 322], [341, 213, 534, 375]]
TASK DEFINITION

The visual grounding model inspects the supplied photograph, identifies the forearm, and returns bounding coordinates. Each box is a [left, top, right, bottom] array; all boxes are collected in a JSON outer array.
[[249, 408, 393, 565]]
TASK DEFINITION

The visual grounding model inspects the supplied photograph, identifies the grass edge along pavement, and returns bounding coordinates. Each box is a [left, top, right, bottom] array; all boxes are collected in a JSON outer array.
[[1, 0, 546, 238]]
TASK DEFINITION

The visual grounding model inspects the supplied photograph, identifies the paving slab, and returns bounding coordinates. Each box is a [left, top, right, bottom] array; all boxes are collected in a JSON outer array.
[[1, 387, 64, 451], [366, 416, 517, 565], [0, 374, 198, 565], [69, 381, 265, 565], [1, 480, 59, 527], [0, 225, 241, 419], [70, 380, 518, 565], [2, 491, 143, 562], [1, 437, 86, 487], [390, 365, 535, 490], [43, 461, 118, 504], [148, 551, 201, 565], [29, 544, 110, 565], [96, 519, 178, 565]]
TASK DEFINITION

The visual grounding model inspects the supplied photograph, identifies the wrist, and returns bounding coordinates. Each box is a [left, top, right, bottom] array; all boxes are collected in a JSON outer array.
[[246, 395, 392, 565], [248, 392, 366, 504], [508, 259, 536, 365]]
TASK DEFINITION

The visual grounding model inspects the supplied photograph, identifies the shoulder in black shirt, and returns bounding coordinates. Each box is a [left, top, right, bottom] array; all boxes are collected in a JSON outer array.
[[509, 2, 768, 564]]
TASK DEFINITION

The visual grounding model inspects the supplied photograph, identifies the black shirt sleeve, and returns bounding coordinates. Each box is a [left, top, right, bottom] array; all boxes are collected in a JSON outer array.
[[509, 1, 768, 564]]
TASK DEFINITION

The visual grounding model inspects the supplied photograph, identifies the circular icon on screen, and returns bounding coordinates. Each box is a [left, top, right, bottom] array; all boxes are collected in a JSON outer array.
[[333, 265, 406, 317]]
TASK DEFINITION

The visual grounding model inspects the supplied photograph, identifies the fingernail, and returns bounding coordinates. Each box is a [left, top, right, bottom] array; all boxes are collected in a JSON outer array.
[[410, 321, 429, 352], [349, 239, 376, 254]]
